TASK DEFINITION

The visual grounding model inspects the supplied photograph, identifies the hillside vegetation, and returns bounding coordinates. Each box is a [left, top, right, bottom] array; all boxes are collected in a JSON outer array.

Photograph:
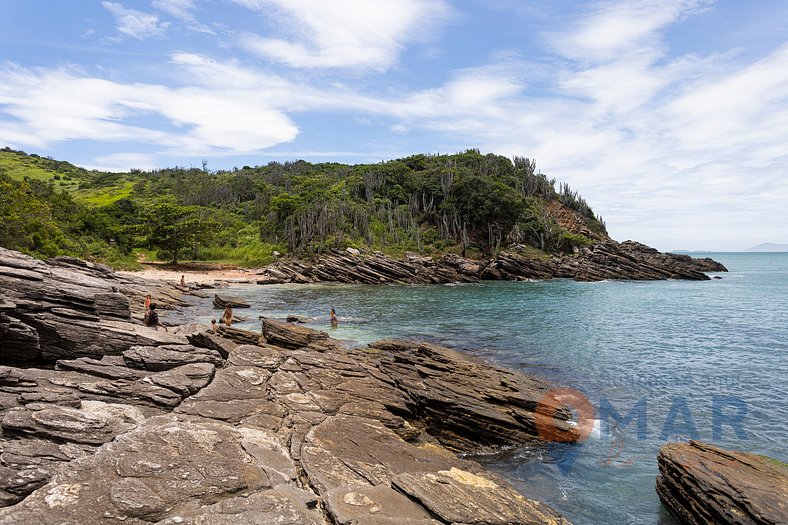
[[0, 147, 607, 269]]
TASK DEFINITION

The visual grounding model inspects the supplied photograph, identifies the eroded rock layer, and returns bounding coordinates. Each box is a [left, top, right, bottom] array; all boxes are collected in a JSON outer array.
[[656, 440, 788, 525], [256, 241, 727, 285]]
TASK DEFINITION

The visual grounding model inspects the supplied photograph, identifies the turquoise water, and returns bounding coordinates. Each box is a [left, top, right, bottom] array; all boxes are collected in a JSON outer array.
[[175, 253, 788, 524]]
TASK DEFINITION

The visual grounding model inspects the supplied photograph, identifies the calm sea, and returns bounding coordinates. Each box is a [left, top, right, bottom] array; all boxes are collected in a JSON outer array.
[[173, 252, 788, 524]]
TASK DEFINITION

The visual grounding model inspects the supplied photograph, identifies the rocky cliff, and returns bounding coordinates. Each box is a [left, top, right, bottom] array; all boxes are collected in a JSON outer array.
[[0, 249, 575, 524], [256, 241, 728, 285]]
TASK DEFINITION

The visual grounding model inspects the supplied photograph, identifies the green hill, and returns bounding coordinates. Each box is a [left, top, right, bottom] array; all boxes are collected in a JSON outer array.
[[0, 147, 607, 269]]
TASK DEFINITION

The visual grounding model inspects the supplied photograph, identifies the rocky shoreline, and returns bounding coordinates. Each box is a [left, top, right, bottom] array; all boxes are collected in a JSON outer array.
[[255, 241, 728, 285], [0, 247, 577, 524], [3, 247, 775, 525]]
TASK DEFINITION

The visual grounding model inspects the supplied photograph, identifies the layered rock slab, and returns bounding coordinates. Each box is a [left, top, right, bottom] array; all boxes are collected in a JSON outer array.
[[0, 414, 313, 525], [0, 248, 191, 363], [256, 241, 727, 285], [656, 440, 788, 525]]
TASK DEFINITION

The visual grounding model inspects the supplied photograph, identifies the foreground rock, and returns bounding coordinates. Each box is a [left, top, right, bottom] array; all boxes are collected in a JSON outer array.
[[256, 241, 727, 285], [656, 440, 788, 525], [0, 251, 576, 523]]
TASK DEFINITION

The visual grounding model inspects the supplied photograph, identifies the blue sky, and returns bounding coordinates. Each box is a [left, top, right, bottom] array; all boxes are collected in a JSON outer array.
[[1, 0, 787, 251]]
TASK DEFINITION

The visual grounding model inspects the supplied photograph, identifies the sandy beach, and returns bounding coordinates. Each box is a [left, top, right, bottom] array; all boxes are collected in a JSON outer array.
[[117, 266, 258, 285]]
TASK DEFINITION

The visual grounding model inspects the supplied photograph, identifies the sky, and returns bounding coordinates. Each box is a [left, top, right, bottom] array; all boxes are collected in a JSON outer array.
[[1, 0, 787, 251]]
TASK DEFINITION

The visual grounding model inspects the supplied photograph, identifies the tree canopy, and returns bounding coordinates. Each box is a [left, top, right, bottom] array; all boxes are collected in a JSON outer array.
[[0, 148, 607, 268]]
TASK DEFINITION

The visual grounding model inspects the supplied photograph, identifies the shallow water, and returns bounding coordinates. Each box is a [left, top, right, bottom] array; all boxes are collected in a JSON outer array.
[[171, 253, 788, 524]]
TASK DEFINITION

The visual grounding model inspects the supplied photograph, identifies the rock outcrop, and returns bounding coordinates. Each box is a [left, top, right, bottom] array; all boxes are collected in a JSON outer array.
[[0, 249, 576, 524], [255, 241, 727, 285], [656, 440, 788, 525], [0, 248, 191, 363]]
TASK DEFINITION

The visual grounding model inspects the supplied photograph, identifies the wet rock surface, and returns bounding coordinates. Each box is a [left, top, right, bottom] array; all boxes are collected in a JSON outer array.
[[656, 440, 788, 525], [0, 250, 578, 524], [255, 241, 726, 285]]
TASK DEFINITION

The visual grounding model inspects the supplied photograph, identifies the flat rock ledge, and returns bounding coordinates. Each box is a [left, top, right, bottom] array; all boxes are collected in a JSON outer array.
[[656, 440, 788, 525], [0, 250, 576, 524], [255, 241, 727, 285]]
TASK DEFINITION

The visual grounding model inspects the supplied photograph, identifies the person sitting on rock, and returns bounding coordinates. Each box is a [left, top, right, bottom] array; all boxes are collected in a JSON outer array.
[[143, 303, 168, 332], [179, 275, 186, 287], [210, 318, 217, 333], [329, 308, 338, 328], [222, 304, 233, 327]]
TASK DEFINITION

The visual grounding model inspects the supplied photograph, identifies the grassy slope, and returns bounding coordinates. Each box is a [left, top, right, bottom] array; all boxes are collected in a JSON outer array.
[[0, 149, 134, 206]]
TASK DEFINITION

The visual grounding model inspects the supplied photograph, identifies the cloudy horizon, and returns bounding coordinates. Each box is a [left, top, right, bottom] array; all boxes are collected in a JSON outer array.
[[1, 0, 787, 251]]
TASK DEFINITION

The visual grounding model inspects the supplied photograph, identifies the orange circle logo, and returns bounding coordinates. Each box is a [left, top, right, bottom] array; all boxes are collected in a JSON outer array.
[[534, 387, 595, 443]]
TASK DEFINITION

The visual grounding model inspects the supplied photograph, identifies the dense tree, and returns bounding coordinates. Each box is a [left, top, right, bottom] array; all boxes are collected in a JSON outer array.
[[0, 174, 63, 256], [141, 198, 214, 264]]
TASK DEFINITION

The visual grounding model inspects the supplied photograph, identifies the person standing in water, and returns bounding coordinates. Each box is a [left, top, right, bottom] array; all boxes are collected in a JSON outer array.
[[222, 304, 233, 327], [329, 308, 338, 328]]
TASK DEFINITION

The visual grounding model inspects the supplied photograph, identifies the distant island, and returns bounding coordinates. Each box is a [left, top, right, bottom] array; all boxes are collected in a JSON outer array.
[[744, 243, 788, 252]]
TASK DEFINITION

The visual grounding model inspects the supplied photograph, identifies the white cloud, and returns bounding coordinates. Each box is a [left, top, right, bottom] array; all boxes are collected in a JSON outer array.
[[0, 63, 298, 157], [102, 2, 170, 40], [89, 152, 161, 172], [553, 0, 712, 62], [151, 0, 215, 34], [235, 0, 452, 70], [151, 0, 195, 20]]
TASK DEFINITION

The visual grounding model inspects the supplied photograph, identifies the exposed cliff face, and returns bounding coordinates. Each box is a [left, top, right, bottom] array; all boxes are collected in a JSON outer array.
[[256, 241, 727, 285], [0, 249, 574, 524], [657, 441, 787, 525]]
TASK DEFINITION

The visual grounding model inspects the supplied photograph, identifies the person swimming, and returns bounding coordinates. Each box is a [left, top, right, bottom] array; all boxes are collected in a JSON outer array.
[[329, 308, 338, 328]]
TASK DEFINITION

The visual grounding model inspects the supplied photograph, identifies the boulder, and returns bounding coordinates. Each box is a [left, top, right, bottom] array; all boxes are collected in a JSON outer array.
[[212, 294, 250, 309], [261, 317, 328, 350], [656, 440, 788, 525]]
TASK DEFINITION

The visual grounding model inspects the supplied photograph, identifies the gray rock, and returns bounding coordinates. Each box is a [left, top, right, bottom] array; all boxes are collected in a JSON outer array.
[[123, 344, 224, 371], [2, 401, 145, 445], [212, 294, 250, 308], [261, 318, 329, 350], [0, 415, 289, 524]]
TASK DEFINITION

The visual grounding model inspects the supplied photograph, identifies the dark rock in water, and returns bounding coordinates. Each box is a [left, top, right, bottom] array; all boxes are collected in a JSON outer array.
[[656, 440, 788, 525], [212, 294, 251, 308], [262, 317, 330, 350], [286, 314, 309, 323]]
